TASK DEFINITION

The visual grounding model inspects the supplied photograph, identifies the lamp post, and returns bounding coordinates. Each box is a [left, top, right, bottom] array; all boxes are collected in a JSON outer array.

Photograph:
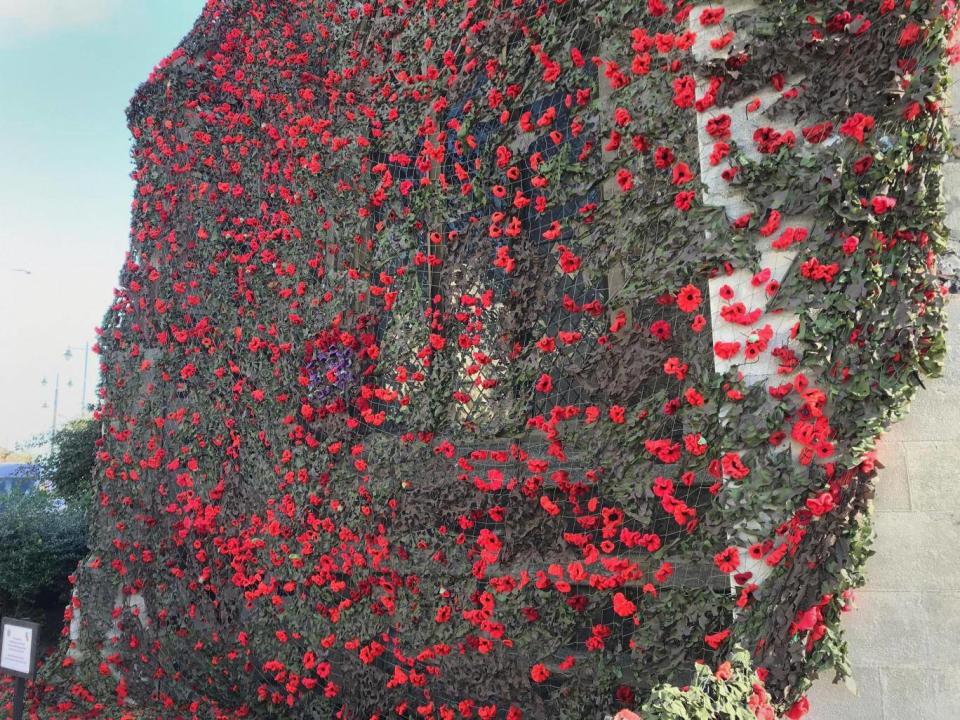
[[63, 343, 90, 415], [40, 373, 60, 455], [40, 342, 90, 454]]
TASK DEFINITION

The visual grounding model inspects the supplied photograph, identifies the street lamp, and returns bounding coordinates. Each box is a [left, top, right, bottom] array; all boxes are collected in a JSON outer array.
[[40, 342, 91, 454], [40, 373, 60, 454], [63, 342, 90, 415]]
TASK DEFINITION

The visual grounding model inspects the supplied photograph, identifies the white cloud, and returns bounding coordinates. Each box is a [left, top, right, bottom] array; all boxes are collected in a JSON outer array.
[[0, 0, 120, 37]]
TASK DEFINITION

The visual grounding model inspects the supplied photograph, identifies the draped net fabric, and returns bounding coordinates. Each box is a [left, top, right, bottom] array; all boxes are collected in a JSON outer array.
[[55, 1, 953, 718]]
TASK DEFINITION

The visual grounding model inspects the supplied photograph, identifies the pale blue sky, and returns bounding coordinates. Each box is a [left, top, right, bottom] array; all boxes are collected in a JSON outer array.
[[0, 0, 202, 452]]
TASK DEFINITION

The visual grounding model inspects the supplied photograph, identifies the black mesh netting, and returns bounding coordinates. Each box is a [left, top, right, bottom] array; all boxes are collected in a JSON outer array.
[[44, 1, 954, 719]]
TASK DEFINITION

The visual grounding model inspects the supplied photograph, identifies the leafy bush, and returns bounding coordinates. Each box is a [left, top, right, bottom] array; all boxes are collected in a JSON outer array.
[[32, 419, 99, 510], [638, 649, 776, 720], [0, 492, 87, 618]]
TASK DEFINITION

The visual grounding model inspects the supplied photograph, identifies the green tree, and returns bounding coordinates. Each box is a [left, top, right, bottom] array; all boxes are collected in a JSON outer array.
[[34, 419, 99, 509]]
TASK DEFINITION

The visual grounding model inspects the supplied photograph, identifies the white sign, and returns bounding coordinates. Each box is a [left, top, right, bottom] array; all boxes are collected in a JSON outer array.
[[0, 621, 35, 676]]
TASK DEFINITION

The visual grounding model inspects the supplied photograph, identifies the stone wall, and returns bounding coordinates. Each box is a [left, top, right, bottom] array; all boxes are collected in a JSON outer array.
[[806, 71, 960, 720]]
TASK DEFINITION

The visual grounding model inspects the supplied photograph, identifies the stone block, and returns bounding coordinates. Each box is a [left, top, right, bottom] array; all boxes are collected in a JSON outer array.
[[807, 666, 883, 720], [840, 591, 930, 667], [905, 442, 960, 512], [882, 400, 960, 443], [943, 164, 960, 206], [874, 439, 911, 512], [869, 513, 960, 592], [920, 592, 960, 668], [880, 666, 960, 719]]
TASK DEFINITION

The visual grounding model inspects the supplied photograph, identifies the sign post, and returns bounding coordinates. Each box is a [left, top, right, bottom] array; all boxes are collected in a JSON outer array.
[[0, 618, 39, 720]]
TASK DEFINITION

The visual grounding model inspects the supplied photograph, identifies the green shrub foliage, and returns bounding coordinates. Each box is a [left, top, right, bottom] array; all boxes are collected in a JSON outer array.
[[0, 492, 87, 618]]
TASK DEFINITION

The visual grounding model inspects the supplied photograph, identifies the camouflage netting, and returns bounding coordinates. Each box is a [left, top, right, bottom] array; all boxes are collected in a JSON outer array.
[[37, 1, 956, 718]]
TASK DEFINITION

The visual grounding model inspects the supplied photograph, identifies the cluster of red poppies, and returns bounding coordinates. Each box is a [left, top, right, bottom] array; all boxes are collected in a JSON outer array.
[[33, 1, 956, 719]]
